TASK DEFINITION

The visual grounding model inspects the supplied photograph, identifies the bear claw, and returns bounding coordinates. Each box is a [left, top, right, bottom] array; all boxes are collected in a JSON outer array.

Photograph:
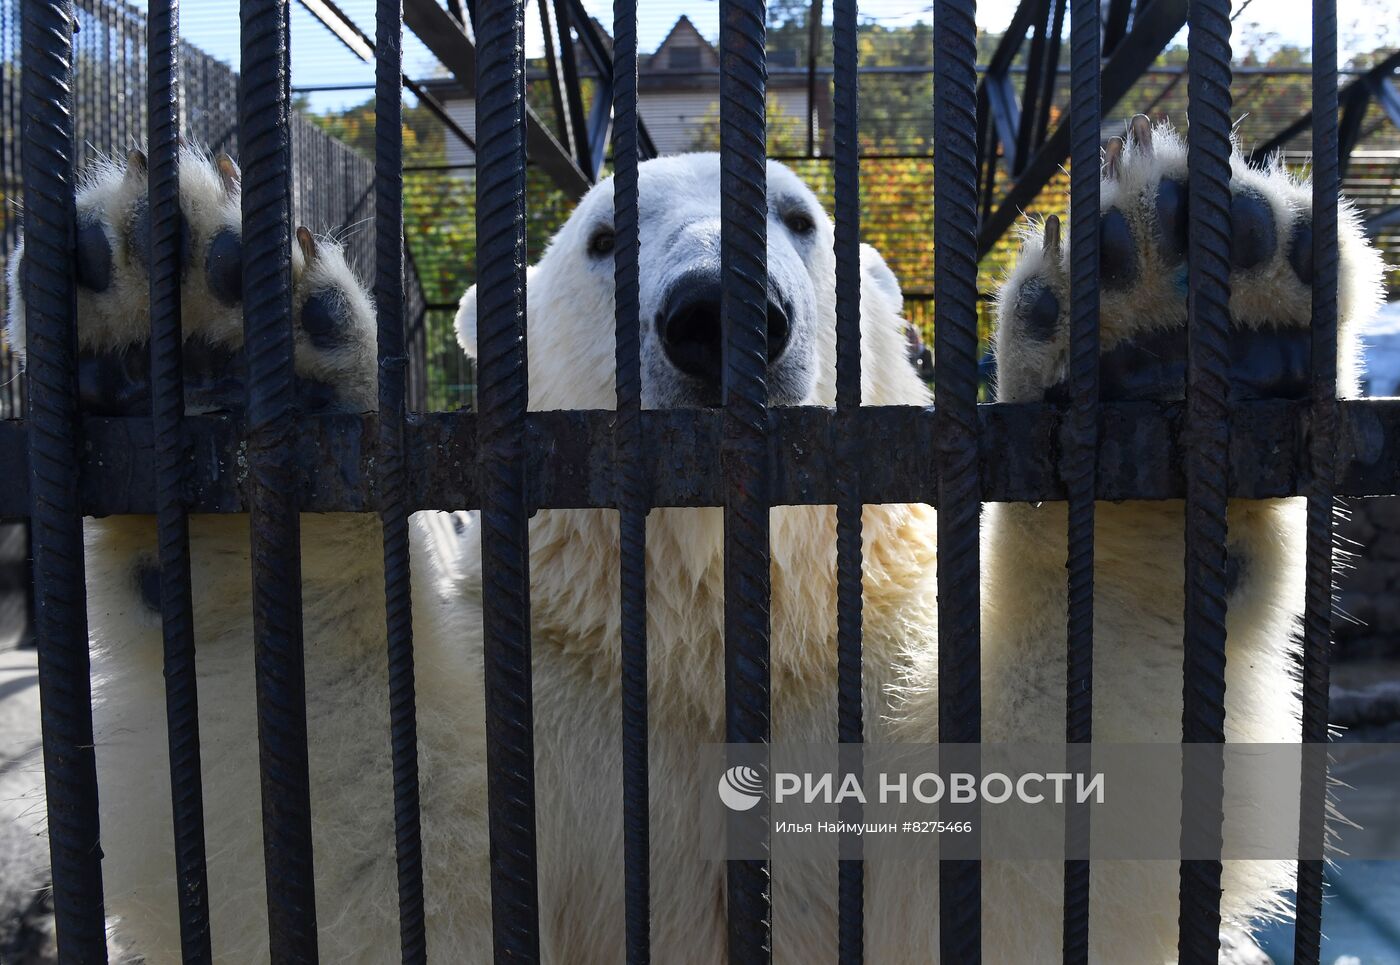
[[1104, 136, 1124, 179]]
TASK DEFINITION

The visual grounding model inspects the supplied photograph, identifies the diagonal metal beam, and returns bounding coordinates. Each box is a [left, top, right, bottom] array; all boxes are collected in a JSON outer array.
[[403, 0, 591, 198], [297, 0, 477, 153], [563, 0, 659, 159], [552, 0, 593, 168], [1367, 205, 1400, 235], [1368, 74, 1400, 133], [977, 0, 1188, 258], [537, 0, 579, 159], [1102, 0, 1132, 53], [1338, 87, 1369, 180], [1245, 48, 1400, 164]]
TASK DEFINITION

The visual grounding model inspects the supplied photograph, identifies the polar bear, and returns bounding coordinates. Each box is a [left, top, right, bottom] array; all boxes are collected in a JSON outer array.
[[898, 117, 1383, 961], [3, 120, 1383, 962]]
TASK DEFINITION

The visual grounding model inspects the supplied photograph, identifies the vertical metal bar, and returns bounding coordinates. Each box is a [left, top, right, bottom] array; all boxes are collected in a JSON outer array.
[[475, 0, 541, 957], [20, 0, 108, 956], [831, 0, 863, 958], [933, 0, 982, 958], [239, 0, 320, 957], [611, 0, 650, 956], [1061, 0, 1099, 961], [1294, 0, 1339, 961], [804, 0, 824, 158], [1178, 0, 1232, 960], [375, 0, 428, 961], [147, 0, 214, 958], [719, 0, 771, 956]]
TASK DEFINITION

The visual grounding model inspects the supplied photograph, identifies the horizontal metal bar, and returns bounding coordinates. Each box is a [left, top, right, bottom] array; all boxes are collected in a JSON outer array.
[[5, 398, 1400, 515]]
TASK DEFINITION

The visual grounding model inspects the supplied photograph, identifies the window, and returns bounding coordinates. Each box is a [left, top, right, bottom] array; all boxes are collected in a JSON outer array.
[[669, 46, 700, 69]]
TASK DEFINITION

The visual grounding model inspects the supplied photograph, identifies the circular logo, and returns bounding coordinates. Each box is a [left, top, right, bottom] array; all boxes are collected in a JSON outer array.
[[717, 765, 765, 811]]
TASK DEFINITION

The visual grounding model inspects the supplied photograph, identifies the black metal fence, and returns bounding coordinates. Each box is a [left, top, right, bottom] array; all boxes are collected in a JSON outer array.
[[5, 0, 1400, 962]]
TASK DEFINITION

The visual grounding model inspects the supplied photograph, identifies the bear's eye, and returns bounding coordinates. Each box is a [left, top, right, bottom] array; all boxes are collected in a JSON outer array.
[[587, 227, 616, 259], [783, 210, 815, 236]]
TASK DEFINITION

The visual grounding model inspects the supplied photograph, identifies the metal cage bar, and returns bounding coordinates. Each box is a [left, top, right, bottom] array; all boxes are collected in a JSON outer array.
[[147, 0, 214, 957], [9, 399, 1400, 515], [933, 0, 983, 958], [474, 0, 542, 957], [373, 0, 428, 960], [610, 0, 651, 958], [21, 0, 108, 956], [1062, 0, 1100, 960], [719, 0, 773, 956], [832, 0, 864, 958], [239, 0, 320, 956], [1178, 0, 1233, 960], [1294, 0, 1340, 961]]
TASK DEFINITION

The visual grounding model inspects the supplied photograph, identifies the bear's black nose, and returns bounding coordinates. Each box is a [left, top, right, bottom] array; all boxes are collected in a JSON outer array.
[[657, 272, 791, 391]]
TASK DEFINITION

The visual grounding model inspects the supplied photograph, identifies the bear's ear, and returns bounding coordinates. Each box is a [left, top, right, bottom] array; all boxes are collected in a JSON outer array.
[[859, 243, 903, 316], [453, 265, 539, 360], [454, 283, 478, 359]]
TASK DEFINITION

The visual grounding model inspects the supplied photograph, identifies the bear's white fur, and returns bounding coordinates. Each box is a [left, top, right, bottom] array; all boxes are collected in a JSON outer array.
[[4, 135, 1384, 962]]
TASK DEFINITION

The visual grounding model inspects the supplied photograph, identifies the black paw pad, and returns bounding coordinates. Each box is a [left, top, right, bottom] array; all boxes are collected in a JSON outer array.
[[300, 290, 352, 349], [1099, 208, 1138, 290], [1014, 282, 1060, 342], [1230, 191, 1276, 270], [1153, 178, 1188, 266], [135, 560, 161, 613], [1287, 217, 1313, 286], [76, 219, 113, 292], [128, 197, 192, 273], [205, 228, 243, 306], [78, 347, 150, 416]]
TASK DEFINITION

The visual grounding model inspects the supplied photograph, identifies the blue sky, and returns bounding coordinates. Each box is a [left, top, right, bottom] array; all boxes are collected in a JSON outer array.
[[124, 0, 1400, 113]]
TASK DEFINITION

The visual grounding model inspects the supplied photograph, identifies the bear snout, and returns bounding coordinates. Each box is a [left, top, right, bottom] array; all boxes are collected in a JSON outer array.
[[656, 270, 793, 400]]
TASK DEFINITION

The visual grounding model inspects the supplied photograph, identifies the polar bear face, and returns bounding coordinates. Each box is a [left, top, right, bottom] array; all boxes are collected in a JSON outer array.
[[455, 153, 927, 411]]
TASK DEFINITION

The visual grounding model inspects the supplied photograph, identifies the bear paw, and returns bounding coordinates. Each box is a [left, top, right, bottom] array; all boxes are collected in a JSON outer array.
[[4, 147, 376, 415], [993, 114, 1385, 404]]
